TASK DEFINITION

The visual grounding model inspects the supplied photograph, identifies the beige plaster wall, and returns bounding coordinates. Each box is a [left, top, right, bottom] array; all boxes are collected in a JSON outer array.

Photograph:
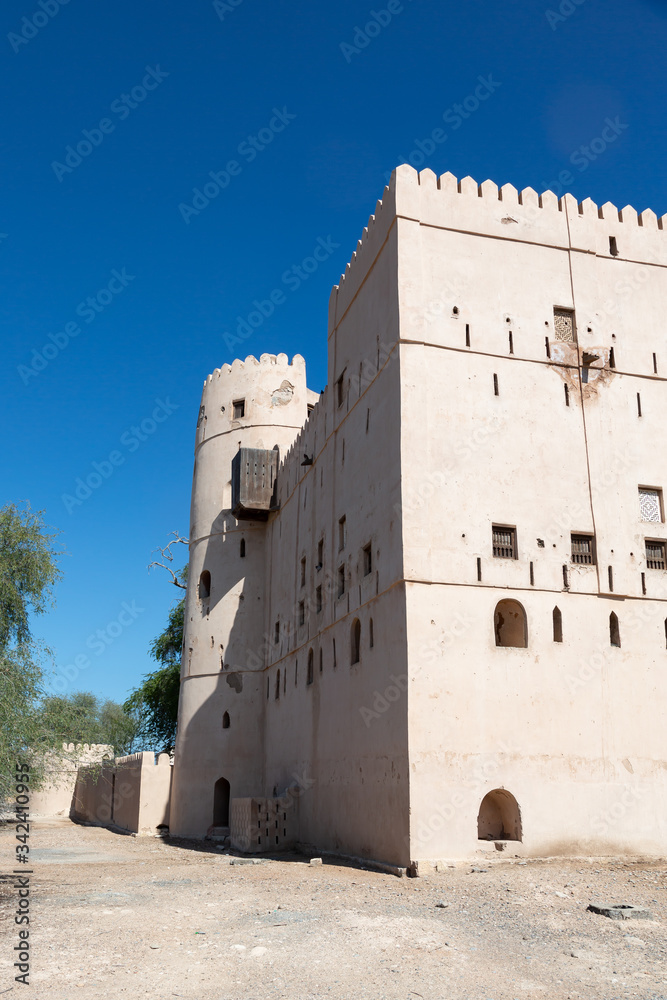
[[31, 744, 113, 818], [72, 752, 171, 834], [395, 164, 667, 861]]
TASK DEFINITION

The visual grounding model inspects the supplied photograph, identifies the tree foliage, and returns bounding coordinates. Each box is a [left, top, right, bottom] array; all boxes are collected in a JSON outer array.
[[37, 692, 139, 756], [0, 503, 61, 649], [123, 568, 185, 754], [0, 503, 63, 801]]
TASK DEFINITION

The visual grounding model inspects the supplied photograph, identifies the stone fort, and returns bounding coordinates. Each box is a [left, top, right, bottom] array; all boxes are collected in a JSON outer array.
[[168, 164, 667, 868]]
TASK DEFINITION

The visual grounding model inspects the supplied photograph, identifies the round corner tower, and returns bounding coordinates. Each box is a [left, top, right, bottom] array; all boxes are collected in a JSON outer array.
[[170, 352, 309, 838]]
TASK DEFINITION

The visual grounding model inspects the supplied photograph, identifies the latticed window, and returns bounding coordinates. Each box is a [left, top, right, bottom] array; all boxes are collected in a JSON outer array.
[[571, 534, 595, 565], [646, 540, 666, 570], [553, 307, 576, 343], [492, 526, 516, 559], [639, 488, 662, 523]]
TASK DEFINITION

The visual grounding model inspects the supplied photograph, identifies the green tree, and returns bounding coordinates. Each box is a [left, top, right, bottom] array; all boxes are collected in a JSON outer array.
[[124, 570, 185, 754], [0, 502, 62, 801], [37, 692, 139, 756]]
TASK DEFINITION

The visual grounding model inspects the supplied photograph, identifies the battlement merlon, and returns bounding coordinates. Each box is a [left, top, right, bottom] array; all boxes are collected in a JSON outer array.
[[201, 352, 306, 390], [330, 164, 667, 329]]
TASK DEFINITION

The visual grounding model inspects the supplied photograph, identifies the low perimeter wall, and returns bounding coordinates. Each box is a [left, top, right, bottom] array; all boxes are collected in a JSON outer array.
[[29, 744, 114, 818], [72, 751, 172, 835]]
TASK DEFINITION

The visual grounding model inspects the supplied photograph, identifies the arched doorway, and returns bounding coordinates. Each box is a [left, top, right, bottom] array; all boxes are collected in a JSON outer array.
[[213, 777, 230, 827], [477, 788, 522, 841]]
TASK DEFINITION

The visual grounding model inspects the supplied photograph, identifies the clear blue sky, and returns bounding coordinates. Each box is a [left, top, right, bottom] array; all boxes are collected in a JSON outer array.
[[2, 0, 665, 706]]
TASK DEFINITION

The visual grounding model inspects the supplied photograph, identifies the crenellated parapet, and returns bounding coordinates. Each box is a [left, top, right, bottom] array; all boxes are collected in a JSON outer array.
[[194, 352, 309, 453], [332, 165, 667, 325]]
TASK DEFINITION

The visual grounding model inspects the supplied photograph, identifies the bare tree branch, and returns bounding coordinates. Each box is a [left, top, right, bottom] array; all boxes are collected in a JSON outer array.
[[149, 533, 189, 589]]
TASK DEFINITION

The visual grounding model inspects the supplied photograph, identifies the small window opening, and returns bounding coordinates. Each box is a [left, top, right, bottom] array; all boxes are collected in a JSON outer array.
[[366, 408, 370, 433], [317, 538, 324, 569], [610, 611, 621, 647], [240, 538, 246, 558], [529, 561, 534, 586], [319, 647, 323, 673], [283, 668, 286, 694], [333, 637, 337, 669], [494, 600, 527, 648], [338, 515, 346, 550], [336, 371, 346, 408], [266, 677, 269, 700], [274, 621, 280, 644], [508, 331, 514, 354], [369, 618, 374, 648], [553, 307, 576, 343], [609, 346, 616, 368], [198, 570, 211, 600], [233, 399, 245, 419], [664, 618, 667, 649], [653, 353, 658, 374], [646, 539, 666, 570], [492, 525, 517, 559], [639, 487, 663, 523], [571, 533, 595, 565], [222, 711, 230, 729], [351, 618, 361, 664], [300, 557, 306, 588], [307, 649, 314, 685], [275, 670, 280, 699], [562, 564, 569, 589], [298, 601, 305, 626], [363, 543, 372, 576], [641, 571, 647, 595], [316, 585, 322, 613], [453, 306, 459, 315], [465, 324, 471, 347], [608, 565, 614, 592], [609, 236, 619, 256], [476, 557, 482, 582], [493, 373, 499, 396], [637, 392, 642, 417], [337, 565, 345, 598], [564, 384, 570, 406], [545, 336, 551, 359], [294, 660, 298, 686], [552, 606, 563, 643]]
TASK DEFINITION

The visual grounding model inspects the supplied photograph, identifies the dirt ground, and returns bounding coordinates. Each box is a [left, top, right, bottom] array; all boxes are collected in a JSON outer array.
[[0, 819, 665, 1000]]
